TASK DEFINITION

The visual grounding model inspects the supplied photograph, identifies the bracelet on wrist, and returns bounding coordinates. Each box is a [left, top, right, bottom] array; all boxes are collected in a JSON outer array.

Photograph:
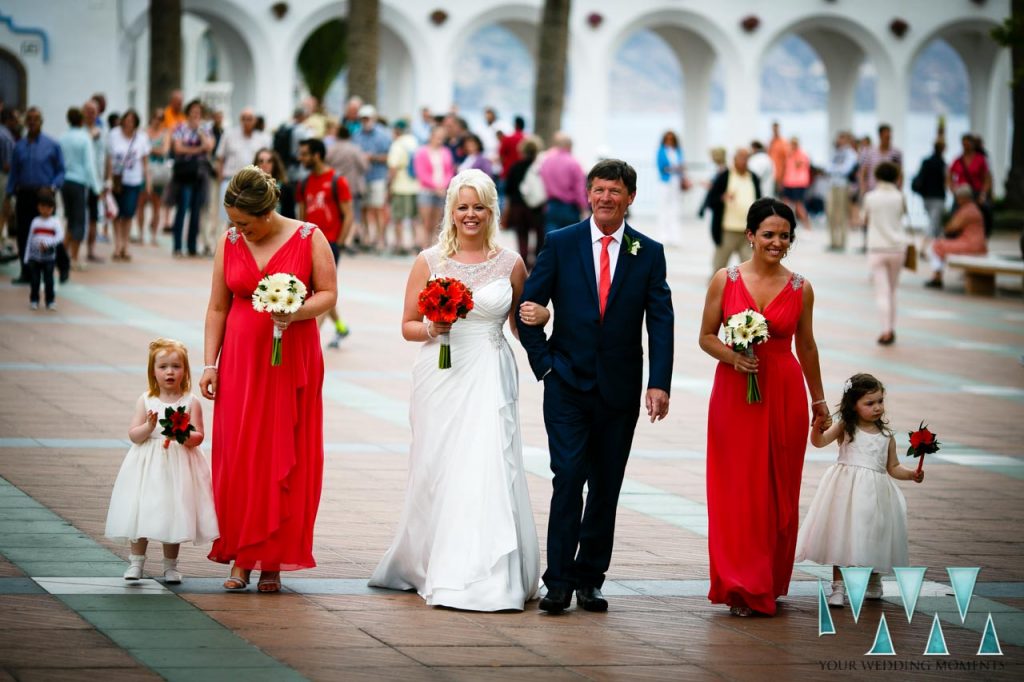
[[811, 399, 827, 406], [425, 322, 436, 339], [203, 365, 218, 372]]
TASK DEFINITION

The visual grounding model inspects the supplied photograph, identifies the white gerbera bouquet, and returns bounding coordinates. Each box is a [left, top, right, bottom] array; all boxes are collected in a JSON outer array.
[[723, 309, 770, 403], [252, 272, 308, 366]]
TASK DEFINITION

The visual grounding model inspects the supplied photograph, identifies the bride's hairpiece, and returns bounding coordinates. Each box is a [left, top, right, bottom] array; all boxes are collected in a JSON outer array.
[[842, 378, 853, 394]]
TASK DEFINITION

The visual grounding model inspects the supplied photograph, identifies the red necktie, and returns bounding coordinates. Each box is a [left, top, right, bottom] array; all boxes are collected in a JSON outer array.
[[599, 235, 613, 320]]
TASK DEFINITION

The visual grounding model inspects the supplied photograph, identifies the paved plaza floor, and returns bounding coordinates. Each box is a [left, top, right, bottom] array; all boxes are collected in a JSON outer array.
[[0, 216, 1022, 681]]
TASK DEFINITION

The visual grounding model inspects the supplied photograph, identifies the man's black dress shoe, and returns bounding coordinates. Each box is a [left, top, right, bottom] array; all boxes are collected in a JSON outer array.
[[539, 587, 572, 614], [576, 586, 609, 612]]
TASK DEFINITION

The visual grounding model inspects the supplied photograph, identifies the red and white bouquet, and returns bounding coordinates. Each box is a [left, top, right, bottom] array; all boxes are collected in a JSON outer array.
[[907, 422, 940, 474], [252, 272, 308, 366], [418, 277, 474, 369], [159, 405, 195, 450], [724, 309, 770, 403]]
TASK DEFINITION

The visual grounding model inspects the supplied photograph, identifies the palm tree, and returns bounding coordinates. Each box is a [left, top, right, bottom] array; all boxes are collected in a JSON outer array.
[[149, 0, 181, 113], [992, 0, 1023, 209], [347, 0, 379, 105], [297, 19, 347, 103], [533, 0, 571, 144]]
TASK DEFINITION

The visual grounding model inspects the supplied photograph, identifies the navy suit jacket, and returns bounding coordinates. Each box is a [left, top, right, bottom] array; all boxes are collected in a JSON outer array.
[[518, 220, 674, 410]]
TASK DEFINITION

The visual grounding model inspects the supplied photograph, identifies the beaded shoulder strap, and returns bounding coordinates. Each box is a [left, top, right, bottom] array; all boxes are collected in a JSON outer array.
[[727, 265, 740, 282], [226, 227, 241, 244], [299, 223, 315, 239], [791, 272, 805, 290]]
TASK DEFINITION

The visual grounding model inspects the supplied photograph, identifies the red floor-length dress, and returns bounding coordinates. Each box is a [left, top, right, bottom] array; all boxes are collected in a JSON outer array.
[[208, 224, 324, 571], [707, 265, 809, 615]]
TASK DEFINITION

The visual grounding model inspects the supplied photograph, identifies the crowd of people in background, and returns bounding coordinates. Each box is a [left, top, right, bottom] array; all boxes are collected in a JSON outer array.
[[0, 92, 1003, 331], [687, 118, 996, 347]]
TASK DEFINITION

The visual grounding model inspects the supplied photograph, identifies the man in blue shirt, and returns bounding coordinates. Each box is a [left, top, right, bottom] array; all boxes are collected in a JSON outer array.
[[4, 107, 65, 284], [353, 105, 392, 252]]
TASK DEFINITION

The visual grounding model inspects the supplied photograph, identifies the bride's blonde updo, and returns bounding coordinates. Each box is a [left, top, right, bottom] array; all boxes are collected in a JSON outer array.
[[224, 165, 279, 215]]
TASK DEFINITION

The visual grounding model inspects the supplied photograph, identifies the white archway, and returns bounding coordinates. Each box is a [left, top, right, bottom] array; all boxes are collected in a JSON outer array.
[[905, 17, 1007, 192], [0, 46, 27, 110], [183, 1, 265, 120], [759, 14, 892, 155], [287, 2, 423, 120]]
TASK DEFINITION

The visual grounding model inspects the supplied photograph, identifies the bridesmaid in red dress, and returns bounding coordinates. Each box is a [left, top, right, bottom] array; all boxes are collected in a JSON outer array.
[[698, 197, 829, 616], [199, 166, 337, 592]]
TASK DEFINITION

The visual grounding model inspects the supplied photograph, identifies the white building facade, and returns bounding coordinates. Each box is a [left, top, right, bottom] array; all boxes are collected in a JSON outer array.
[[0, 0, 1013, 193]]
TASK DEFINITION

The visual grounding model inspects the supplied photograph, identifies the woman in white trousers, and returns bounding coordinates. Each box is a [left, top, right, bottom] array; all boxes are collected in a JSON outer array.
[[861, 161, 906, 346]]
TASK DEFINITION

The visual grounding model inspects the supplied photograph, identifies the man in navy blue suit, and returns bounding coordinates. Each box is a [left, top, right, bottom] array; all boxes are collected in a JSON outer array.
[[518, 159, 674, 614]]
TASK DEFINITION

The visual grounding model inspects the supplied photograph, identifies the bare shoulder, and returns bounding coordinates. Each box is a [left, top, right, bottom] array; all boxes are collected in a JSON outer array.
[[708, 268, 728, 290]]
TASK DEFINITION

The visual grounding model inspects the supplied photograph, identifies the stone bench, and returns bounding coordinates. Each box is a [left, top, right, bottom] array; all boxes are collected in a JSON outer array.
[[945, 254, 1024, 296]]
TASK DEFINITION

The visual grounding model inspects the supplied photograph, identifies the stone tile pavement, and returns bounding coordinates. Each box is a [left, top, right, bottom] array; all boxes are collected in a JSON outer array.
[[0, 217, 1021, 680]]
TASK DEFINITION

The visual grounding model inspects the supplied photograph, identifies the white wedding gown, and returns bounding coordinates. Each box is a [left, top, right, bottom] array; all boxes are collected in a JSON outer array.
[[369, 247, 540, 611]]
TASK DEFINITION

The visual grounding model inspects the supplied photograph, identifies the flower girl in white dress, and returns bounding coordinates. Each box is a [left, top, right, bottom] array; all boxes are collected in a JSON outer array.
[[105, 338, 219, 583], [796, 373, 924, 607]]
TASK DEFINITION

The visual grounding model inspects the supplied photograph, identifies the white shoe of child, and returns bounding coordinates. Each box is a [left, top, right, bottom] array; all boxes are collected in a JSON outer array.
[[827, 581, 845, 608], [123, 554, 146, 581], [162, 558, 183, 585], [865, 573, 883, 600]]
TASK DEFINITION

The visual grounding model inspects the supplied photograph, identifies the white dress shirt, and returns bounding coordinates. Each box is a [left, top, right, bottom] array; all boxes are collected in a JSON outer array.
[[590, 217, 625, 287]]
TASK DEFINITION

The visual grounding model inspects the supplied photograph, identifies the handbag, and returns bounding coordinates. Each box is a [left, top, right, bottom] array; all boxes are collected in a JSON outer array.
[[519, 155, 548, 209], [104, 191, 119, 220], [903, 243, 917, 271], [150, 158, 173, 187]]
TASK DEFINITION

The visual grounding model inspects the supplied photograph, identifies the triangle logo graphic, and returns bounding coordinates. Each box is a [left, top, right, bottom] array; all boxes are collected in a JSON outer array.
[[818, 579, 836, 636], [893, 566, 927, 623], [947, 567, 980, 623], [977, 613, 1004, 656], [840, 566, 873, 624], [924, 613, 950, 655], [866, 613, 896, 656]]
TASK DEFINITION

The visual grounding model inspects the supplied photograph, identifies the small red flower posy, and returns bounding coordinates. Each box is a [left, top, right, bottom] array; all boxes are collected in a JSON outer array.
[[418, 277, 474, 369], [159, 405, 195, 450], [907, 422, 940, 474]]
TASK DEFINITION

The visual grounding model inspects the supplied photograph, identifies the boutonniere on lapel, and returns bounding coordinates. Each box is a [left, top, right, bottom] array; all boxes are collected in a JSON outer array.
[[623, 234, 641, 256]]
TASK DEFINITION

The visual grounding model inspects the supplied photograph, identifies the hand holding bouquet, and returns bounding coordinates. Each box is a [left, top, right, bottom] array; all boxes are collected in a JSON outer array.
[[907, 422, 940, 475], [724, 309, 770, 403], [418, 277, 474, 369], [252, 273, 308, 366], [159, 405, 195, 450]]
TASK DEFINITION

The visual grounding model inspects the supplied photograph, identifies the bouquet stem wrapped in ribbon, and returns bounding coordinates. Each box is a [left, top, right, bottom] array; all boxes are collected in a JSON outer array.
[[907, 422, 940, 474], [417, 277, 474, 369], [723, 309, 770, 404], [252, 273, 308, 367], [159, 405, 195, 449]]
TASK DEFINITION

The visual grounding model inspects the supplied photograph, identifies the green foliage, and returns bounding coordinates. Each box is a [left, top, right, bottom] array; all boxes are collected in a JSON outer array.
[[991, 13, 1024, 87], [298, 20, 347, 101]]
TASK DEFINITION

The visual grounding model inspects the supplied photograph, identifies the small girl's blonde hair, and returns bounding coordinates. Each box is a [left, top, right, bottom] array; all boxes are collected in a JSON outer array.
[[147, 338, 192, 397]]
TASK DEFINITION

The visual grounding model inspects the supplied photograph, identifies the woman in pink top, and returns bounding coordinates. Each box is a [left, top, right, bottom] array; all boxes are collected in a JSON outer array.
[[781, 137, 811, 229], [414, 126, 454, 249], [926, 184, 987, 288]]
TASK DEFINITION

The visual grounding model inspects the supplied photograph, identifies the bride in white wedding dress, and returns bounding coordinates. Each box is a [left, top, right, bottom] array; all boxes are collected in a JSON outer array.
[[369, 169, 546, 611]]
